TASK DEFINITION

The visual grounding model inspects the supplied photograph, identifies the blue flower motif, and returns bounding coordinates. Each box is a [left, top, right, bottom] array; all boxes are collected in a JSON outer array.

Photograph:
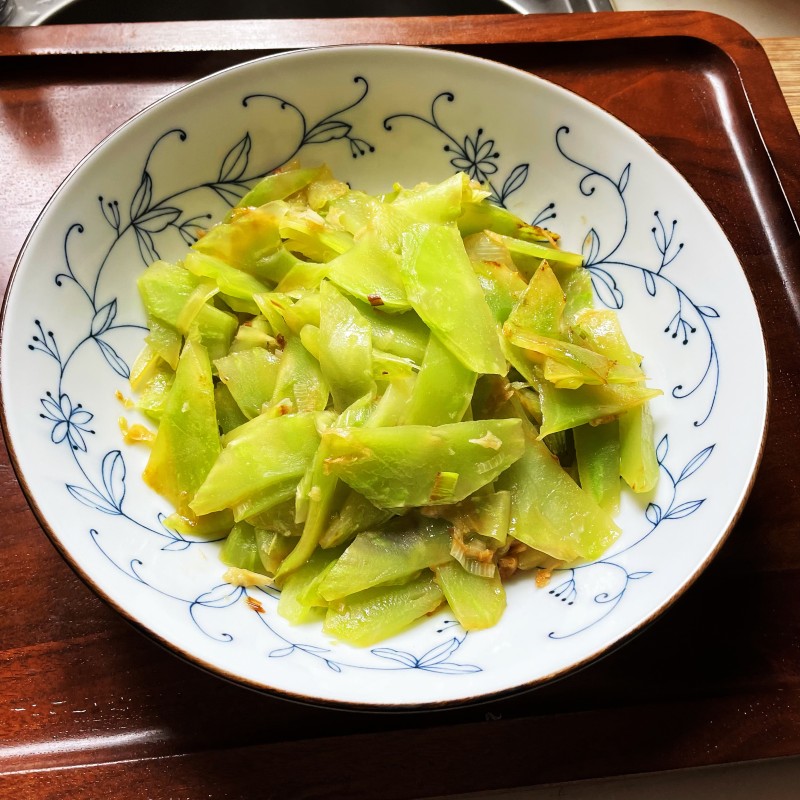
[[447, 128, 499, 182], [39, 391, 95, 451]]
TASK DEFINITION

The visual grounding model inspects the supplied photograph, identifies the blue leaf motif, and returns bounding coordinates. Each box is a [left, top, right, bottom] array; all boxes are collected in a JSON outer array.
[[101, 450, 126, 509], [130, 171, 153, 220], [162, 539, 191, 552], [305, 120, 352, 144], [628, 571, 652, 580], [295, 644, 331, 654], [665, 499, 705, 520], [618, 163, 631, 193], [677, 445, 714, 483], [422, 662, 481, 675], [66, 484, 119, 515], [135, 207, 181, 234], [371, 648, 419, 668], [134, 226, 159, 265], [642, 270, 657, 297], [325, 660, 343, 673], [656, 434, 669, 465], [418, 637, 460, 667], [195, 583, 244, 609], [90, 299, 117, 336], [218, 133, 251, 182], [501, 163, 529, 200], [697, 305, 720, 318], [582, 228, 601, 266], [95, 338, 130, 379], [178, 226, 199, 246], [589, 268, 623, 309], [269, 646, 297, 658], [209, 182, 248, 207], [646, 503, 662, 525]]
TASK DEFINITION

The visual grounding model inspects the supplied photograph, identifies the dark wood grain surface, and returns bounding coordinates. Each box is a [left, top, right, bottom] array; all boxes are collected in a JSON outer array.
[[2, 12, 799, 799]]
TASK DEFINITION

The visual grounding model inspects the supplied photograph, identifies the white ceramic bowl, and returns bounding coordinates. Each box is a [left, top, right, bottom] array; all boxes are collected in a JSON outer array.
[[1, 45, 768, 709]]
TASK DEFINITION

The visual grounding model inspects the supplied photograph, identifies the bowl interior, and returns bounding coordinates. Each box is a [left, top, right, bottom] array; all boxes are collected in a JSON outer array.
[[1, 45, 768, 708]]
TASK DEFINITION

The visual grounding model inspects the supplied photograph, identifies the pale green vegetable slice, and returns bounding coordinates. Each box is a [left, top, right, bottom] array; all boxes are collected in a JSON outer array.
[[134, 361, 174, 422], [506, 260, 565, 340], [574, 420, 621, 513], [279, 393, 377, 579], [619, 403, 659, 493], [318, 280, 375, 413], [562, 266, 594, 325], [220, 522, 263, 574], [214, 347, 281, 419], [497, 419, 620, 562], [185, 250, 270, 301], [145, 316, 181, 370], [269, 335, 329, 414], [327, 231, 410, 312], [488, 231, 583, 280], [320, 491, 393, 549], [277, 547, 338, 624], [323, 573, 444, 646], [319, 519, 451, 601], [400, 223, 506, 375], [322, 418, 524, 509], [193, 204, 283, 273], [404, 333, 476, 426], [255, 529, 297, 576], [274, 435, 344, 581], [535, 370, 662, 438], [143, 338, 219, 517], [365, 377, 415, 429], [189, 411, 322, 516], [233, 165, 323, 212], [232, 477, 299, 523], [356, 302, 429, 363], [504, 323, 611, 386], [433, 560, 506, 630], [214, 383, 248, 434]]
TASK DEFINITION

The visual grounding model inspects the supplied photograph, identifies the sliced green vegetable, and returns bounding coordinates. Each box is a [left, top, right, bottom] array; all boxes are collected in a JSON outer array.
[[574, 420, 621, 512], [220, 522, 263, 574], [277, 546, 338, 624], [320, 491, 393, 549], [323, 573, 444, 646], [497, 419, 620, 562], [214, 347, 281, 419], [400, 223, 506, 375], [327, 231, 410, 312], [404, 333, 476, 426], [319, 519, 451, 601], [269, 335, 329, 414], [318, 280, 375, 413], [234, 165, 323, 212], [189, 411, 322, 516], [433, 560, 506, 630], [143, 338, 219, 516], [535, 370, 662, 438], [619, 403, 659, 493], [323, 418, 524, 509]]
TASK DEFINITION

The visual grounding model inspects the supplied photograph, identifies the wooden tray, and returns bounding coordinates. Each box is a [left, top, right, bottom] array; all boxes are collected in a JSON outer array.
[[2, 12, 799, 798]]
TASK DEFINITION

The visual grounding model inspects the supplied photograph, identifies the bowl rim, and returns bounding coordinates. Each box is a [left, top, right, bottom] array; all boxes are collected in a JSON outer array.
[[0, 42, 771, 711]]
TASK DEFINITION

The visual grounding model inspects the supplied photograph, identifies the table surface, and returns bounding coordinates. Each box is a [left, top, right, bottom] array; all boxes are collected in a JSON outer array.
[[2, 12, 800, 799], [762, 38, 800, 127]]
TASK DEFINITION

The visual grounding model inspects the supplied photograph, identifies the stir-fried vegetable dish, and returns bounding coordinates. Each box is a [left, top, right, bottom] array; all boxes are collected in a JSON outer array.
[[126, 163, 660, 646]]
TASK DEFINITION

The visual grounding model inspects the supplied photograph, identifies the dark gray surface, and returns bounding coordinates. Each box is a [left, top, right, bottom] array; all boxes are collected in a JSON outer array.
[[5, 0, 612, 24]]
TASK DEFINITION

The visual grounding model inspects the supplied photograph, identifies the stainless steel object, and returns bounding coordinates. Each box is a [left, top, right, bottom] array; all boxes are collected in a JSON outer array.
[[0, 0, 15, 24], [5, 0, 612, 25]]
